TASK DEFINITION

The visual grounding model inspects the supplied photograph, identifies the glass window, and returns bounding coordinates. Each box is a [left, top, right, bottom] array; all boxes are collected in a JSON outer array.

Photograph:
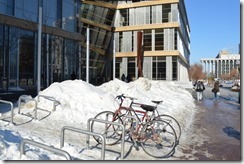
[[155, 29, 164, 50], [115, 58, 122, 78], [15, 0, 38, 22], [152, 56, 166, 80], [162, 4, 171, 23], [172, 56, 178, 80], [174, 28, 178, 50], [105, 8, 115, 26], [120, 9, 129, 26], [143, 29, 151, 51], [62, 0, 76, 32], [127, 57, 135, 79], [43, 0, 58, 27], [0, 0, 14, 15]]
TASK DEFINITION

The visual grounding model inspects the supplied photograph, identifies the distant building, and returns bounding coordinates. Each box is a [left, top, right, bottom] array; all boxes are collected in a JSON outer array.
[[200, 50, 240, 79]]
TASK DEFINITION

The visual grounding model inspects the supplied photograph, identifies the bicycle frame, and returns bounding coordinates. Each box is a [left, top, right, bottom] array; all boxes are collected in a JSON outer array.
[[114, 96, 155, 140]]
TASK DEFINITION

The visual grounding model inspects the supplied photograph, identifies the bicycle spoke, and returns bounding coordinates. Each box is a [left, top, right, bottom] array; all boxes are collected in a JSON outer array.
[[140, 120, 177, 158]]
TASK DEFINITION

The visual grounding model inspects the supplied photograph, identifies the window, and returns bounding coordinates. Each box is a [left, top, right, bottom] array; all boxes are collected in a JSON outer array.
[[174, 29, 178, 50], [127, 57, 135, 78], [155, 29, 164, 50], [162, 4, 171, 23], [152, 56, 166, 80], [172, 56, 178, 80], [120, 9, 129, 26], [143, 29, 151, 51]]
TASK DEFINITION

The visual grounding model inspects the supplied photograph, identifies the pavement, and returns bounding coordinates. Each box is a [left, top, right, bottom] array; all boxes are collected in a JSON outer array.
[[178, 86, 241, 160]]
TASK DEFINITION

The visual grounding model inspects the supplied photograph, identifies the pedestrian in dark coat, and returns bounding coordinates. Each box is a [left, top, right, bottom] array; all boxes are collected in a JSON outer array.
[[212, 80, 220, 102], [194, 80, 205, 101]]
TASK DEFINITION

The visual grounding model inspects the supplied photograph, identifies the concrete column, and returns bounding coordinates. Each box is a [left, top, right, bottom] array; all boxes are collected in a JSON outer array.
[[204, 61, 207, 74], [216, 60, 219, 79], [166, 56, 172, 81]]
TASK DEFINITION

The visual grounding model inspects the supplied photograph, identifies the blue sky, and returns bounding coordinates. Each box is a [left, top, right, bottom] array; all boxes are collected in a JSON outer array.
[[184, 0, 240, 64]]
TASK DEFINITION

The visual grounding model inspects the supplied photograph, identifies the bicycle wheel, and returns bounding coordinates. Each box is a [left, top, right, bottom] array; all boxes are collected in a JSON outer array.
[[154, 114, 181, 144], [90, 111, 123, 145], [115, 109, 134, 133], [140, 120, 177, 158]]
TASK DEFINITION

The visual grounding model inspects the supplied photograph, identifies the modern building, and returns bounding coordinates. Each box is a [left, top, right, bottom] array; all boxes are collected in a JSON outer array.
[[80, 0, 191, 82], [200, 50, 240, 79], [0, 0, 86, 94], [0, 0, 190, 95]]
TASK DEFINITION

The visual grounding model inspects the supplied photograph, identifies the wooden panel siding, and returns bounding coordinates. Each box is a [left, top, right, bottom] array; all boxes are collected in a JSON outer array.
[[114, 22, 179, 32], [82, 0, 179, 10], [0, 14, 83, 41]]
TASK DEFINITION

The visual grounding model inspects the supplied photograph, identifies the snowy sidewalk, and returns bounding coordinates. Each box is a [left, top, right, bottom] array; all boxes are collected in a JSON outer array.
[[177, 87, 241, 160]]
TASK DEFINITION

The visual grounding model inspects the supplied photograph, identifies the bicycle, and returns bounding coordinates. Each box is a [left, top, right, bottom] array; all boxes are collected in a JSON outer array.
[[114, 94, 181, 143], [91, 94, 178, 158]]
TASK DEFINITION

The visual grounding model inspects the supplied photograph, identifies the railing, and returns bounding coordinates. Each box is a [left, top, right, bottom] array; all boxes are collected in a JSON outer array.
[[37, 95, 58, 112], [87, 118, 125, 160], [18, 95, 37, 120], [20, 139, 72, 160], [60, 126, 106, 160], [0, 100, 14, 124]]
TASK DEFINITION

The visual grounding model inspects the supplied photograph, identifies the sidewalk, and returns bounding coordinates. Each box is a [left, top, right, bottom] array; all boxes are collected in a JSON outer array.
[[181, 87, 241, 160]]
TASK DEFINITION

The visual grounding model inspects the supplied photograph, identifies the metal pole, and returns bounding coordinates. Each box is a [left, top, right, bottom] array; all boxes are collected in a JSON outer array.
[[37, 0, 43, 94], [86, 28, 89, 83], [113, 35, 116, 80]]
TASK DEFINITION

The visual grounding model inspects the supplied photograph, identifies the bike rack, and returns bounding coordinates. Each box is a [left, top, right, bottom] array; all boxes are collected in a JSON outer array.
[[87, 118, 125, 160], [18, 95, 38, 120], [37, 95, 58, 112], [20, 138, 71, 160], [60, 126, 106, 160], [0, 100, 14, 124]]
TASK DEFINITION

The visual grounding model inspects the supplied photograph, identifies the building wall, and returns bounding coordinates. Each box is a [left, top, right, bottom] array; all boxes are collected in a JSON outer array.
[[112, 0, 190, 81]]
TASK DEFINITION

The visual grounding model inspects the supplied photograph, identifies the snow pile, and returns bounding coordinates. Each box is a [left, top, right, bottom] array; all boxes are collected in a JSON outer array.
[[0, 78, 197, 160]]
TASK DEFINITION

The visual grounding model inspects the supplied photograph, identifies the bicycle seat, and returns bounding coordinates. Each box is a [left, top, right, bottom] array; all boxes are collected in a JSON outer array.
[[151, 100, 163, 104], [140, 104, 156, 111]]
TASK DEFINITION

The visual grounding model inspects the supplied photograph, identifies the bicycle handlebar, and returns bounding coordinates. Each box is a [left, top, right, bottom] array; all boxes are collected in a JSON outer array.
[[115, 94, 137, 101]]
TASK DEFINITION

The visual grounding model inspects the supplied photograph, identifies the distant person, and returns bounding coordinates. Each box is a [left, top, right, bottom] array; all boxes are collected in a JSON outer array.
[[212, 80, 220, 102], [71, 71, 76, 80], [194, 80, 205, 101], [121, 74, 125, 81], [126, 74, 132, 83]]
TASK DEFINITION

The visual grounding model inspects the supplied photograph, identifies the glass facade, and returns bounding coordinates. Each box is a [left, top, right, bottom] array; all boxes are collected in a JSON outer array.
[[0, 0, 96, 93]]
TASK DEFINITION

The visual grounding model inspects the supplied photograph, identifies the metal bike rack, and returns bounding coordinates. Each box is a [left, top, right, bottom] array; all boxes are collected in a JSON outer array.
[[0, 100, 14, 124], [37, 95, 58, 112], [20, 138, 71, 160], [87, 118, 125, 160], [18, 95, 38, 120], [60, 126, 106, 160]]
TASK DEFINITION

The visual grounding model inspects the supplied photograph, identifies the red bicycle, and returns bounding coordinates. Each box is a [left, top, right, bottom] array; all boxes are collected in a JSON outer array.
[[91, 94, 178, 158]]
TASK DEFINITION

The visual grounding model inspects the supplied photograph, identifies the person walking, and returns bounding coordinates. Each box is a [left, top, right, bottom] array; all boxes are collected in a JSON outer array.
[[194, 80, 205, 101], [212, 80, 220, 102], [121, 74, 125, 81]]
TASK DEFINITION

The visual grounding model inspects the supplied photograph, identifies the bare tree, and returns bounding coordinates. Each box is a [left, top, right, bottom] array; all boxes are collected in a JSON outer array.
[[189, 64, 206, 81]]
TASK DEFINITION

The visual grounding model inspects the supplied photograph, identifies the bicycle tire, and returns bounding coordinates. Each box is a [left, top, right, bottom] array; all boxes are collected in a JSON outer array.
[[140, 120, 177, 158], [90, 111, 123, 145], [154, 114, 181, 144]]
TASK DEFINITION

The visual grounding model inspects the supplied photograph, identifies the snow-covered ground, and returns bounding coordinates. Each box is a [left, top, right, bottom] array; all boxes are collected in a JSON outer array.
[[0, 78, 197, 160]]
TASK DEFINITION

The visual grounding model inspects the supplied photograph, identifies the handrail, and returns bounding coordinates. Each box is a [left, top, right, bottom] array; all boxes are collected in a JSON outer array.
[[37, 95, 58, 112], [20, 139, 72, 160], [18, 95, 38, 120], [87, 118, 125, 160], [60, 126, 106, 160], [0, 100, 14, 124]]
